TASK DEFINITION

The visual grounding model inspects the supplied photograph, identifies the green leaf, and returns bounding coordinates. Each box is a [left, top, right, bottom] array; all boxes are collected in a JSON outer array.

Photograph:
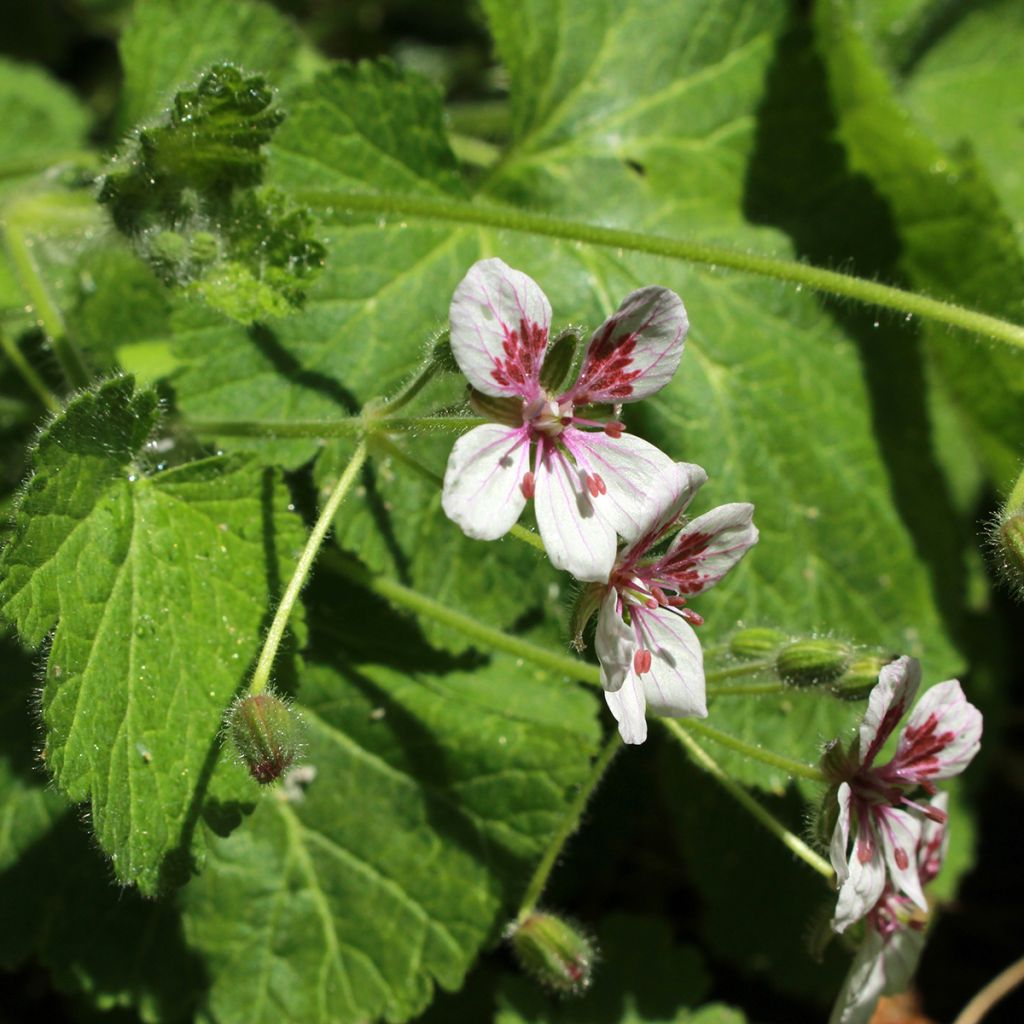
[[495, 914, 712, 1024], [158, 7, 958, 788], [101, 64, 326, 323], [180, 624, 601, 1024], [0, 56, 90, 179], [814, 0, 1024, 487], [0, 376, 303, 893], [0, 636, 200, 1021], [118, 0, 302, 129]]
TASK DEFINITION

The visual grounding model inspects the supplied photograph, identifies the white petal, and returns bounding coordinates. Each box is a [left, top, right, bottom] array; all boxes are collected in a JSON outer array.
[[570, 286, 687, 404], [595, 588, 634, 693], [657, 502, 758, 596], [917, 793, 949, 885], [533, 441, 617, 582], [449, 258, 552, 398], [830, 782, 853, 888], [568, 431, 701, 543], [832, 791, 888, 933], [878, 807, 926, 912], [605, 676, 648, 744], [636, 606, 706, 718], [858, 656, 921, 769], [618, 461, 708, 561], [829, 927, 925, 1024], [892, 679, 983, 782], [441, 424, 530, 540]]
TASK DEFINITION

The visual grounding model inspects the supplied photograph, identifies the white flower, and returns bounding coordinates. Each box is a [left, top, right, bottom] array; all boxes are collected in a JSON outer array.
[[592, 462, 758, 743], [825, 657, 982, 933], [442, 258, 688, 582]]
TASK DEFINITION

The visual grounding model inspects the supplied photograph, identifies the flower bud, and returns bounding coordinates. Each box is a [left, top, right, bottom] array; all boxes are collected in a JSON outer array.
[[226, 691, 303, 785], [507, 911, 595, 994], [729, 627, 787, 660], [993, 502, 1024, 600], [830, 655, 891, 700], [776, 639, 851, 687], [539, 328, 580, 392]]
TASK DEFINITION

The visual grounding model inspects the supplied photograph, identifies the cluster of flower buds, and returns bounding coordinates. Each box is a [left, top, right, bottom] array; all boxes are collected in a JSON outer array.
[[440, 258, 758, 743], [729, 628, 890, 698]]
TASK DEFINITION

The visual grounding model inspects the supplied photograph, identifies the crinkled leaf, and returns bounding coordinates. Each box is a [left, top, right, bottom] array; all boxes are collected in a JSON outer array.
[[0, 376, 303, 893], [101, 64, 325, 323], [180, 623, 601, 1024], [815, 0, 1024, 486]]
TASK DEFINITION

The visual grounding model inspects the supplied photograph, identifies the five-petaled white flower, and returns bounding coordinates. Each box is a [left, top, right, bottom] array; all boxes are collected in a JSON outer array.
[[829, 794, 948, 1024], [590, 462, 758, 744], [442, 258, 688, 582], [824, 656, 982, 934]]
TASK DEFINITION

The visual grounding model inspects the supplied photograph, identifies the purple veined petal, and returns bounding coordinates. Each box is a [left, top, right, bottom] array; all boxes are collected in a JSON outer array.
[[617, 461, 708, 563], [442, 423, 531, 540], [877, 806, 927, 912], [832, 788, 888, 933], [829, 927, 925, 1024], [595, 588, 634, 693], [605, 675, 648, 744], [654, 502, 758, 597], [567, 430, 701, 544], [633, 605, 707, 718], [858, 656, 922, 770], [568, 286, 688, 405], [449, 258, 552, 399], [533, 440, 617, 582], [889, 679, 983, 784]]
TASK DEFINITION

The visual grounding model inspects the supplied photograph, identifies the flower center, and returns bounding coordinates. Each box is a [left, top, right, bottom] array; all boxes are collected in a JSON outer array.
[[523, 394, 572, 437]]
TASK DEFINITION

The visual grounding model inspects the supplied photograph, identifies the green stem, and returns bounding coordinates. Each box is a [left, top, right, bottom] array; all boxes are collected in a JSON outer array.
[[663, 720, 834, 881], [295, 190, 1024, 352], [3, 218, 90, 389], [0, 325, 60, 412], [1006, 464, 1024, 514], [516, 731, 622, 922], [187, 415, 487, 439], [250, 441, 368, 695], [680, 718, 826, 782]]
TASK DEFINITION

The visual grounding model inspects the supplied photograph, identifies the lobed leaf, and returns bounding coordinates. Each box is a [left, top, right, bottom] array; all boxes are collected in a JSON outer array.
[[0, 376, 303, 893]]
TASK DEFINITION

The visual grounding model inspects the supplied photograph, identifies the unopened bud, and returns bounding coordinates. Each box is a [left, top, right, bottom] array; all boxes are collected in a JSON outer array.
[[508, 911, 595, 994], [993, 503, 1024, 600], [226, 691, 303, 785], [149, 230, 189, 268], [539, 328, 580, 392], [831, 655, 890, 700], [729, 627, 787, 660], [776, 639, 851, 687]]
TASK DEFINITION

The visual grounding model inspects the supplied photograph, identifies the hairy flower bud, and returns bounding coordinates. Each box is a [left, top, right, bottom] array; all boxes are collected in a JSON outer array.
[[507, 911, 595, 994], [226, 691, 302, 785], [993, 500, 1024, 600], [729, 627, 787, 659], [776, 638, 851, 687], [831, 655, 892, 700]]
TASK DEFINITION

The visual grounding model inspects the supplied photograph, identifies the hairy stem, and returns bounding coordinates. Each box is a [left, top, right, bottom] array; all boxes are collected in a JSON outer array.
[[516, 731, 622, 922], [250, 441, 368, 695], [664, 720, 833, 881], [680, 718, 826, 782], [296, 190, 1024, 351], [187, 415, 488, 438]]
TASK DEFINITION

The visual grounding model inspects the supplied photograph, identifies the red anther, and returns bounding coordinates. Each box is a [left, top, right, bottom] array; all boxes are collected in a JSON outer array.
[[633, 649, 652, 674], [650, 585, 668, 606], [894, 847, 909, 870], [560, 416, 573, 426], [586, 474, 601, 498], [645, 598, 659, 609], [594, 473, 607, 495], [857, 838, 873, 864], [923, 803, 948, 824], [521, 471, 536, 499], [604, 421, 624, 438], [680, 608, 705, 626]]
